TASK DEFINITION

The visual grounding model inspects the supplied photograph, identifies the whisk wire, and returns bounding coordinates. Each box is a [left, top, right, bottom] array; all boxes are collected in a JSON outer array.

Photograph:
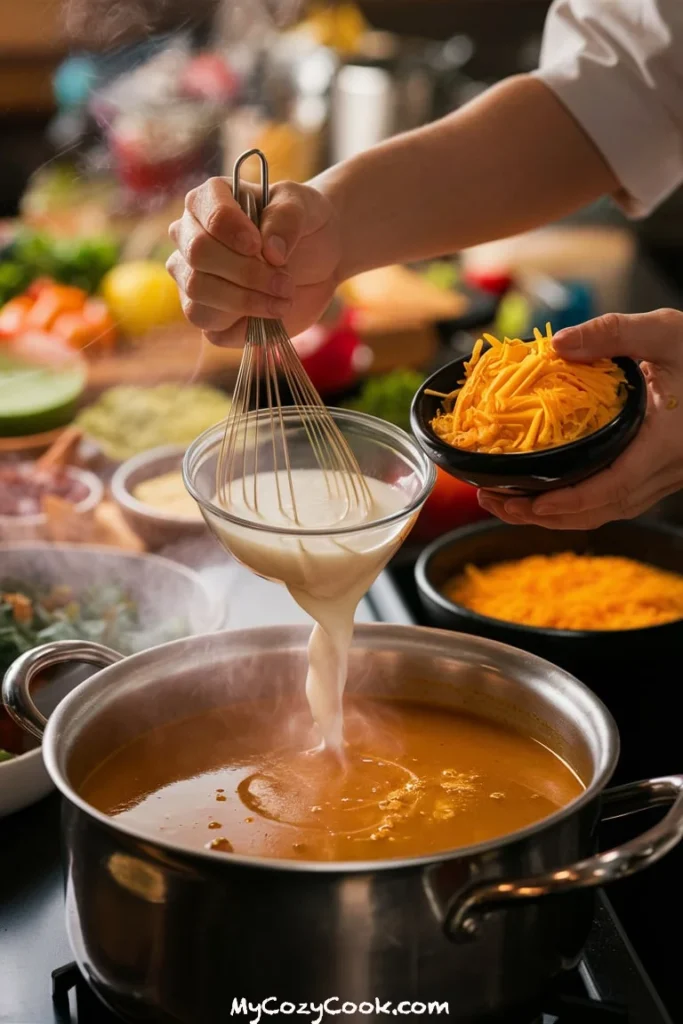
[[265, 329, 299, 522], [217, 150, 372, 528]]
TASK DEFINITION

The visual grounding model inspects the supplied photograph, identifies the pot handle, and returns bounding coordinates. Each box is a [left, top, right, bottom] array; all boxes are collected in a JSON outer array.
[[443, 775, 683, 943], [2, 640, 123, 740]]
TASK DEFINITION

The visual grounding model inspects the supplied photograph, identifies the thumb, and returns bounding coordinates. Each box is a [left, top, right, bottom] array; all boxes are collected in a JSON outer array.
[[259, 184, 307, 267], [553, 309, 683, 366]]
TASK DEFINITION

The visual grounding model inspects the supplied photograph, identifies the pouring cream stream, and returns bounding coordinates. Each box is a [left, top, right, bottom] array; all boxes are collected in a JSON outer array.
[[211, 468, 413, 749]]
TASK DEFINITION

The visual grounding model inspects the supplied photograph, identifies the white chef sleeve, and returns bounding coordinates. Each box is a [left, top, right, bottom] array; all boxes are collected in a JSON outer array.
[[534, 0, 683, 217]]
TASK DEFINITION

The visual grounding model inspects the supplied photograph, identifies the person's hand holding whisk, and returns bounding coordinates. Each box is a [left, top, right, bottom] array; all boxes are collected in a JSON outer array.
[[167, 177, 341, 349]]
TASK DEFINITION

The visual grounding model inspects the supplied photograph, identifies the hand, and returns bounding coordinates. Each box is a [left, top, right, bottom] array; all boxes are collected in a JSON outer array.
[[167, 178, 341, 346], [478, 309, 683, 529]]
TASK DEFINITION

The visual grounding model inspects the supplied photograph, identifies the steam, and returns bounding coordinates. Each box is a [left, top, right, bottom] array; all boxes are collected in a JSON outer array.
[[64, 0, 216, 47], [63, 0, 305, 48]]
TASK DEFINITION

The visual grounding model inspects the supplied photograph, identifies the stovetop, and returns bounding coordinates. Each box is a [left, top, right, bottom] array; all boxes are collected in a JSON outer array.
[[0, 571, 676, 1024]]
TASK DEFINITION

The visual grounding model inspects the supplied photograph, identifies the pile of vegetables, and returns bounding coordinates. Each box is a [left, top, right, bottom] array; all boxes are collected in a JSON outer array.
[[0, 231, 184, 355], [344, 369, 490, 543], [0, 581, 189, 760], [0, 279, 117, 353], [0, 229, 119, 355], [0, 229, 119, 305]]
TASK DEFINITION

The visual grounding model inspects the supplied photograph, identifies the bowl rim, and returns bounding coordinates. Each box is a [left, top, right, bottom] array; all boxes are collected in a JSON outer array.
[[411, 348, 646, 469], [0, 540, 225, 724], [415, 518, 683, 640], [111, 444, 205, 526], [0, 463, 104, 527], [183, 407, 437, 538], [0, 742, 43, 769], [0, 540, 222, 614]]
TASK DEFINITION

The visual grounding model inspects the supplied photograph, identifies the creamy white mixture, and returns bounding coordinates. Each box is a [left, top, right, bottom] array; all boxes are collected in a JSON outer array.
[[135, 470, 204, 520], [211, 469, 413, 749]]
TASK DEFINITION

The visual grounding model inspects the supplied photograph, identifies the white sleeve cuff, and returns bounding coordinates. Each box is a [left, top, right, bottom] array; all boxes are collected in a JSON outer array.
[[535, 62, 683, 219], [534, 0, 683, 219]]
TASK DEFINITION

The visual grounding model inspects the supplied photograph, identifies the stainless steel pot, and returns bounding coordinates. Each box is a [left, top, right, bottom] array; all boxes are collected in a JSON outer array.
[[4, 625, 683, 1024]]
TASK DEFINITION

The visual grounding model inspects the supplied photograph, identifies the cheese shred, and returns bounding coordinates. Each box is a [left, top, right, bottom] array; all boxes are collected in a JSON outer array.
[[430, 324, 627, 454], [445, 553, 683, 631]]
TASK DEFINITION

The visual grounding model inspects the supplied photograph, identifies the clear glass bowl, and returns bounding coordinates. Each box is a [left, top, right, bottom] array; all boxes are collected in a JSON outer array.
[[183, 407, 436, 593]]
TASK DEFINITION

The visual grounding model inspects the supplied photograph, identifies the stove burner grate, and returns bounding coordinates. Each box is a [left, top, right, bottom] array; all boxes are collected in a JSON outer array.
[[52, 962, 123, 1023], [51, 962, 631, 1023]]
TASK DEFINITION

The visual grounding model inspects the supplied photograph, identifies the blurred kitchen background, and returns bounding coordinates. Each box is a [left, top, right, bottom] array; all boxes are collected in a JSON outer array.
[[2, 0, 682, 390], [3, 0, 683, 529], [3, 4, 683, 1018]]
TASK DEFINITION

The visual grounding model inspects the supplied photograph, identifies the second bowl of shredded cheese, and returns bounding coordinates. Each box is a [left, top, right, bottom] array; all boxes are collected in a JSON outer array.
[[414, 517, 683, 787]]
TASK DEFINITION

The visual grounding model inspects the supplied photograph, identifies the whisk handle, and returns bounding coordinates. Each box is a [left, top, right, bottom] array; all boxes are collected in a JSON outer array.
[[233, 148, 270, 229]]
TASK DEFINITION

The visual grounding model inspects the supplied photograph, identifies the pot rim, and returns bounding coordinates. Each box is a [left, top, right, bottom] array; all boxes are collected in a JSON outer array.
[[40, 622, 619, 873], [416, 518, 683, 640]]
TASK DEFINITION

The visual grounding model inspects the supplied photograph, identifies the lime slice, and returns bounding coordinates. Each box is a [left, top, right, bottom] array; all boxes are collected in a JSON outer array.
[[0, 350, 86, 437]]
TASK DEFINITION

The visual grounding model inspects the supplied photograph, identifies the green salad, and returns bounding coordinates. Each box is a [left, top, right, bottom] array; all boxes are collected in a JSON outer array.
[[0, 229, 119, 305], [0, 581, 188, 761]]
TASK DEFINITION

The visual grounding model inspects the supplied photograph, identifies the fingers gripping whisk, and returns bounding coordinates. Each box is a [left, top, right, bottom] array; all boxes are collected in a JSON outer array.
[[216, 150, 372, 527]]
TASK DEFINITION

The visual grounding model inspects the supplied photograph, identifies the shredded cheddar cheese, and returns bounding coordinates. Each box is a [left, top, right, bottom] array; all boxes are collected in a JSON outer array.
[[445, 553, 683, 631], [429, 324, 626, 454]]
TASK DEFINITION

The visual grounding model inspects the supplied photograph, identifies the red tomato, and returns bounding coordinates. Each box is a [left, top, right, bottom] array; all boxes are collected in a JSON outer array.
[[81, 299, 118, 350], [293, 313, 365, 396], [25, 284, 86, 332], [10, 330, 85, 369], [410, 466, 489, 544], [0, 296, 33, 337], [26, 277, 55, 299], [52, 313, 97, 350]]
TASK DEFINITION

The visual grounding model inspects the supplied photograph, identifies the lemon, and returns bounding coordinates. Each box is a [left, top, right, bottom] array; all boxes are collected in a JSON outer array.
[[100, 261, 183, 336]]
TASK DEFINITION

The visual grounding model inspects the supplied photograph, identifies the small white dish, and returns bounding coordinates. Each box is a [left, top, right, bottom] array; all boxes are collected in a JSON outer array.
[[1, 543, 223, 817], [0, 747, 52, 818], [111, 445, 207, 550], [0, 463, 104, 543]]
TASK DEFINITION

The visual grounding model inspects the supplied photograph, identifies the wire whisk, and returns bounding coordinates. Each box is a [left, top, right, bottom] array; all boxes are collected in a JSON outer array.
[[216, 149, 372, 527]]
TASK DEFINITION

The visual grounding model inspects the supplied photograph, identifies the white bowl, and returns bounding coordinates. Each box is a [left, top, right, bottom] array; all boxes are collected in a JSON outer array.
[[111, 445, 207, 551], [0, 543, 225, 817], [0, 747, 52, 818], [0, 463, 104, 543]]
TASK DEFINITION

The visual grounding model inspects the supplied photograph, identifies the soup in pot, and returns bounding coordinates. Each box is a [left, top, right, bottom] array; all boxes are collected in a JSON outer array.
[[79, 696, 584, 862]]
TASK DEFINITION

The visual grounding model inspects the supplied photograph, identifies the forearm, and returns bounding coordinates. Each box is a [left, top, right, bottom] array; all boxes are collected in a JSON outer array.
[[312, 75, 618, 282]]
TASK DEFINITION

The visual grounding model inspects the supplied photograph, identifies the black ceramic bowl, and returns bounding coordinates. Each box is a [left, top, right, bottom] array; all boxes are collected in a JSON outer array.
[[415, 518, 683, 782], [410, 348, 646, 495]]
